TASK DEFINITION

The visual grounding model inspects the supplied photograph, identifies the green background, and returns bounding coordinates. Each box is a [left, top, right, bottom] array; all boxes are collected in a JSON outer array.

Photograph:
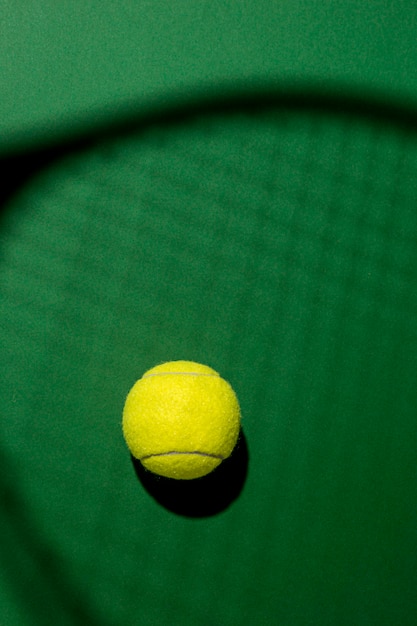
[[1, 3, 417, 625], [2, 1, 417, 153]]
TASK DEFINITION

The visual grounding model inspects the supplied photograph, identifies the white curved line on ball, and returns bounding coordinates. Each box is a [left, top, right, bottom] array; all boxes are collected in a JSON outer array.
[[141, 451, 224, 461], [143, 372, 219, 378]]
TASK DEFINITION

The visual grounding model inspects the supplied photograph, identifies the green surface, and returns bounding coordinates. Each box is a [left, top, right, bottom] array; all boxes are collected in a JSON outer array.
[[2, 1, 417, 153], [1, 98, 417, 624], [2, 3, 417, 625]]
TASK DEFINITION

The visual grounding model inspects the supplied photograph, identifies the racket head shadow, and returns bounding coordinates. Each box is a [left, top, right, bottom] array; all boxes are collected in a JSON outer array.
[[1, 91, 417, 625]]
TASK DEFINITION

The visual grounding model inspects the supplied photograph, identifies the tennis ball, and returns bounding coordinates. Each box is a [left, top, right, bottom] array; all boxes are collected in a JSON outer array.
[[122, 361, 241, 480]]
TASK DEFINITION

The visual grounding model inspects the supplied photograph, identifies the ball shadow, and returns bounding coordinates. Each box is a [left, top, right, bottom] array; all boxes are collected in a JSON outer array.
[[131, 429, 249, 518]]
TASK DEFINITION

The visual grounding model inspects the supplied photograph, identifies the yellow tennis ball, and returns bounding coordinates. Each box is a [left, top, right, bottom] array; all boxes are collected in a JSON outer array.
[[122, 360, 241, 480]]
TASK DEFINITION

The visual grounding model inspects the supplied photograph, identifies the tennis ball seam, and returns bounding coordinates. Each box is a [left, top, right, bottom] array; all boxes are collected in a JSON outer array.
[[142, 372, 219, 378], [140, 451, 224, 461]]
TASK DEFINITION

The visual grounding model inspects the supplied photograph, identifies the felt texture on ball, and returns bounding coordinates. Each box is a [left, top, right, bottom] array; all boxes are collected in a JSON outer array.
[[122, 361, 241, 480]]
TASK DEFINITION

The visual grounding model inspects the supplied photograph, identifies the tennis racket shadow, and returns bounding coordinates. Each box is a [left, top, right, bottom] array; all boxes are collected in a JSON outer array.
[[131, 429, 249, 518]]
